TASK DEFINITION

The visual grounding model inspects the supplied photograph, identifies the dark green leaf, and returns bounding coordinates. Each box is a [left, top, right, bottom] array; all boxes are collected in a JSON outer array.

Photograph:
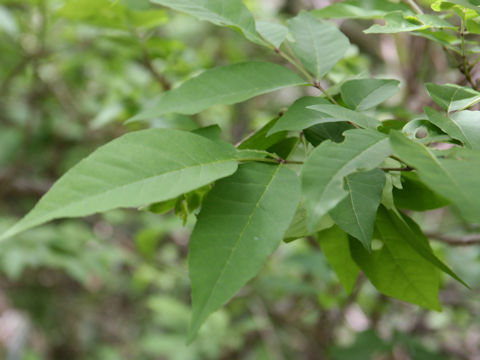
[[351, 207, 442, 310], [238, 117, 288, 151], [318, 225, 359, 294], [330, 169, 386, 250], [304, 122, 354, 146], [393, 172, 450, 211], [268, 96, 332, 135]]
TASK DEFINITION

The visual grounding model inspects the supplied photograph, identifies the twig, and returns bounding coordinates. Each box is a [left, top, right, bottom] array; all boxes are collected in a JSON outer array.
[[134, 31, 171, 91], [405, 0, 424, 14], [381, 166, 414, 172], [459, 19, 479, 90], [426, 232, 480, 246]]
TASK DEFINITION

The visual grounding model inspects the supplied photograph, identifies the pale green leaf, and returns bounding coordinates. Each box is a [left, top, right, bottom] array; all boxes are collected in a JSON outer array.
[[284, 204, 334, 241], [390, 131, 480, 223], [425, 107, 480, 149], [287, 12, 350, 79], [351, 207, 442, 310], [432, 0, 480, 13], [364, 12, 456, 34], [150, 0, 263, 44], [307, 104, 381, 129], [313, 0, 409, 19], [267, 96, 332, 135], [0, 129, 238, 241], [330, 169, 386, 251], [301, 129, 391, 231], [188, 163, 301, 341], [402, 118, 450, 144], [130, 62, 306, 121], [318, 225, 359, 294], [340, 78, 401, 111], [449, 110, 480, 149], [425, 83, 480, 112], [256, 20, 288, 48]]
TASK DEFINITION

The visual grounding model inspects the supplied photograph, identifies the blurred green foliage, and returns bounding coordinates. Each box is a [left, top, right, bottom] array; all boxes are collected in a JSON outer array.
[[0, 0, 479, 359]]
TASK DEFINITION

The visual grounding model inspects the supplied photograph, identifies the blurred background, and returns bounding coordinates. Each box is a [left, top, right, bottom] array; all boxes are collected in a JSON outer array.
[[0, 0, 479, 359]]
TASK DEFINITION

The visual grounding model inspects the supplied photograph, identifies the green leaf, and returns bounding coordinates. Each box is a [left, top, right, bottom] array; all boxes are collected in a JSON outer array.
[[402, 118, 450, 144], [58, 0, 168, 30], [313, 0, 409, 19], [256, 20, 288, 48], [425, 107, 480, 149], [340, 79, 401, 111], [318, 225, 359, 294], [425, 83, 480, 112], [301, 129, 391, 231], [130, 62, 306, 121], [191, 124, 222, 141], [350, 207, 442, 310], [393, 172, 450, 211], [287, 12, 350, 79], [390, 131, 480, 223], [268, 96, 332, 135], [188, 163, 301, 341], [308, 104, 381, 129], [398, 211, 467, 287], [304, 122, 354, 146], [0, 129, 238, 241], [150, 0, 263, 45], [330, 169, 386, 251], [432, 0, 480, 14], [284, 204, 334, 241], [364, 12, 456, 34], [238, 117, 288, 151]]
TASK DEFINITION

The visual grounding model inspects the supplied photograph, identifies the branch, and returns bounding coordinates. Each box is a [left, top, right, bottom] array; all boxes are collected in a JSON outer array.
[[426, 232, 480, 246]]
